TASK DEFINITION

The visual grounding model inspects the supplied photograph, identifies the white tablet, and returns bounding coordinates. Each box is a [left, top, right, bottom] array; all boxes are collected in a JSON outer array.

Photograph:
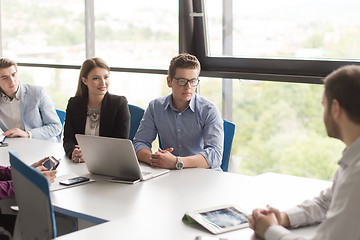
[[184, 205, 249, 234]]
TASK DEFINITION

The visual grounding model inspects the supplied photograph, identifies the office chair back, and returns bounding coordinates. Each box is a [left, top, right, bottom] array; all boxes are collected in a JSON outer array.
[[222, 120, 235, 172], [9, 151, 57, 239], [56, 109, 66, 142], [128, 104, 145, 141]]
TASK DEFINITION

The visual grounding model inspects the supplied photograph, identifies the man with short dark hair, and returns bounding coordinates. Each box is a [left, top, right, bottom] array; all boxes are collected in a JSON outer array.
[[133, 53, 223, 170], [0, 58, 61, 141], [249, 65, 360, 240]]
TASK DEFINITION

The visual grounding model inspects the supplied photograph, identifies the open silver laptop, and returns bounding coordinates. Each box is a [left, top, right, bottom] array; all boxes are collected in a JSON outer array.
[[75, 134, 169, 182]]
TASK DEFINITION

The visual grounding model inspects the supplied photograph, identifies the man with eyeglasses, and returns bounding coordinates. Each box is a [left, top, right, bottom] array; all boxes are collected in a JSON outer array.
[[133, 53, 224, 170]]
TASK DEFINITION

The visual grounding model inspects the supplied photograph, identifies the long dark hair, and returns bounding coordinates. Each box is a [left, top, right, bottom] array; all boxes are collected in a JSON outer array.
[[75, 58, 110, 98]]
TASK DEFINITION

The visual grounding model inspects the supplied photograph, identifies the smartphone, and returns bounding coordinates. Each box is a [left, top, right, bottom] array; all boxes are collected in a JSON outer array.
[[42, 156, 60, 170], [110, 177, 140, 184], [59, 176, 90, 186]]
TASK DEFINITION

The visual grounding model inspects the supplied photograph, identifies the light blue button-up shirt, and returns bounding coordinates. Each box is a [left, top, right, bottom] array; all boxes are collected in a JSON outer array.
[[133, 93, 224, 171]]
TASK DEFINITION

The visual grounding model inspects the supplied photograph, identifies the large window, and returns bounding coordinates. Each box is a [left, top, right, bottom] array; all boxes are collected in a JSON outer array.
[[94, 0, 178, 69], [2, 0, 85, 65], [198, 77, 343, 180], [1, 0, 353, 181], [106, 72, 169, 109], [18, 67, 80, 110], [194, 0, 351, 180], [231, 80, 343, 180], [19, 66, 169, 114], [205, 0, 360, 61], [2, 0, 176, 112]]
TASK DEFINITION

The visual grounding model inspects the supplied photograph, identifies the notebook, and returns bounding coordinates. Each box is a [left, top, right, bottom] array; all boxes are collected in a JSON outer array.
[[75, 134, 169, 182]]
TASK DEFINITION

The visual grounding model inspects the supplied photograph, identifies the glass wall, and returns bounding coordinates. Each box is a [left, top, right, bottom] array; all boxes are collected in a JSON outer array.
[[205, 0, 360, 60], [196, 0, 350, 180], [2, 0, 85, 65], [106, 72, 169, 109], [2, 0, 179, 109], [19, 66, 169, 113], [198, 77, 343, 180], [18, 67, 79, 110], [2, 0, 350, 181], [94, 0, 179, 69]]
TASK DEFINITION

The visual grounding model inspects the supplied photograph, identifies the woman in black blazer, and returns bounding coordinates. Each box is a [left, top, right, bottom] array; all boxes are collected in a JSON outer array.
[[63, 58, 130, 162]]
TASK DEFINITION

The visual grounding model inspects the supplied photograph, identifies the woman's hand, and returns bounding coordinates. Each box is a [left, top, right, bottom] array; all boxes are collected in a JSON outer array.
[[72, 145, 85, 163]]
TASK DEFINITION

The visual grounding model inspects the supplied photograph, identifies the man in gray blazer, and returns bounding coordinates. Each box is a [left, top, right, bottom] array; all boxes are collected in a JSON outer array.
[[0, 58, 61, 142]]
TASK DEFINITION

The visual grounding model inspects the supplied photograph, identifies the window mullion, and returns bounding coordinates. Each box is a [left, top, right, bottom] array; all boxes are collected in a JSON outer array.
[[85, 0, 95, 58]]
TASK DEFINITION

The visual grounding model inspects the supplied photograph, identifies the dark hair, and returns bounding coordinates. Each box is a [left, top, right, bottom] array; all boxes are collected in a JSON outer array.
[[0, 58, 17, 71], [167, 53, 201, 77], [75, 58, 110, 97], [324, 65, 360, 124]]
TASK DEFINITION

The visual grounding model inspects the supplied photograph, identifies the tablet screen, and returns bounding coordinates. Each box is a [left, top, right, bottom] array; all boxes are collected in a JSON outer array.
[[199, 207, 248, 228]]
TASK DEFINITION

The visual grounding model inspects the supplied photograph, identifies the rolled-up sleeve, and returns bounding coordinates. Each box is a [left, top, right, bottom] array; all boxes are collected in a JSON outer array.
[[198, 107, 223, 170]]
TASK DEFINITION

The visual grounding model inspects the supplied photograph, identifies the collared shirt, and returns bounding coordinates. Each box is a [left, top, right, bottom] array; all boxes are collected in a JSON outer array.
[[0, 85, 25, 131], [133, 93, 223, 170], [265, 137, 360, 240]]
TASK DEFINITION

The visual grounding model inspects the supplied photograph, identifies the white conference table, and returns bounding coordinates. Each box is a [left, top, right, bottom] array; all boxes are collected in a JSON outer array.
[[0, 138, 332, 240]]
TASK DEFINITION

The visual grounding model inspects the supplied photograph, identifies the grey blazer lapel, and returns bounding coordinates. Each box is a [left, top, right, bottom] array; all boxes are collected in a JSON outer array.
[[20, 83, 28, 121]]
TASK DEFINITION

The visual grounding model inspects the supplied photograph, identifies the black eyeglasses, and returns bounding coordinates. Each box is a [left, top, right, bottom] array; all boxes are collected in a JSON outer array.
[[171, 76, 200, 87]]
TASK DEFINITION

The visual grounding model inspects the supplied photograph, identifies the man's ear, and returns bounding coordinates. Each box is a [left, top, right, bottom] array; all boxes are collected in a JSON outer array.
[[81, 77, 87, 85], [331, 99, 342, 119], [166, 76, 172, 88]]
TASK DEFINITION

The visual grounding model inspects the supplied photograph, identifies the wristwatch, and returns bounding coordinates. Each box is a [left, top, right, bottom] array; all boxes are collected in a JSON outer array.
[[175, 156, 184, 170]]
